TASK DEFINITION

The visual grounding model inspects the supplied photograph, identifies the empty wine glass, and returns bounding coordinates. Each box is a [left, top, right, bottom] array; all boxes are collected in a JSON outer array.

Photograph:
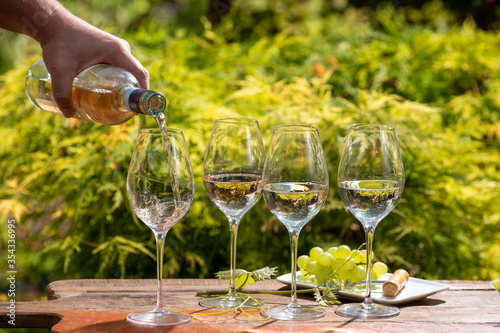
[[335, 124, 404, 319], [126, 128, 194, 325], [199, 118, 266, 308], [262, 125, 328, 321]]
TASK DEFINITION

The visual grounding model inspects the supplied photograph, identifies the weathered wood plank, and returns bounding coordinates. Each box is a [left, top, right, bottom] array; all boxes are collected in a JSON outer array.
[[1, 279, 499, 332]]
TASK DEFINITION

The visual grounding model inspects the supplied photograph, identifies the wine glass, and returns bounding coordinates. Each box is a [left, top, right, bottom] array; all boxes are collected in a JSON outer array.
[[335, 124, 404, 319], [199, 118, 266, 308], [262, 125, 328, 321], [126, 128, 194, 325]]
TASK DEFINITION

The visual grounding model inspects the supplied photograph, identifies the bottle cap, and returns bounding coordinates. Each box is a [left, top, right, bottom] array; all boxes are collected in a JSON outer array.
[[125, 88, 166, 115]]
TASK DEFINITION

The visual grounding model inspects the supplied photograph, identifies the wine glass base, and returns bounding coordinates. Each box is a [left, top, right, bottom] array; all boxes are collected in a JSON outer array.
[[126, 310, 192, 326], [335, 302, 400, 319], [199, 295, 263, 309], [262, 304, 326, 321]]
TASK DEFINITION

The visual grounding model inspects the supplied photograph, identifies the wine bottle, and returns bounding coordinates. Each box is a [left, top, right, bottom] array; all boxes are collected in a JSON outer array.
[[25, 59, 166, 125]]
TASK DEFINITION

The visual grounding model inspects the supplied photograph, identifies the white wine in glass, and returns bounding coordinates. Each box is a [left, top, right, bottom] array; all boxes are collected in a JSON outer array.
[[199, 118, 266, 309], [335, 123, 404, 319], [262, 125, 328, 321], [126, 128, 194, 325]]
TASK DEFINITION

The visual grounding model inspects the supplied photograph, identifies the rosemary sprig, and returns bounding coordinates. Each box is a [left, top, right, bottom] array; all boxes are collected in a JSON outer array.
[[214, 266, 279, 289]]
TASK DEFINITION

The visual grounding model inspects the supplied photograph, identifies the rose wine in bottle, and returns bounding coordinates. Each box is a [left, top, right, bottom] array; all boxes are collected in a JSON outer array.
[[25, 59, 166, 125]]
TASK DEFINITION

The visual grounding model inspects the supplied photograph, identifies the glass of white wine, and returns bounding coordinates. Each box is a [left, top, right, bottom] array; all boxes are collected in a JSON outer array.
[[126, 128, 194, 325], [262, 125, 329, 321], [335, 124, 404, 319], [199, 118, 266, 308]]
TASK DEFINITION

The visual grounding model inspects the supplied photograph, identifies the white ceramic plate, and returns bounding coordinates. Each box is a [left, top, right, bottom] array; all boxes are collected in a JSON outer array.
[[277, 272, 450, 305]]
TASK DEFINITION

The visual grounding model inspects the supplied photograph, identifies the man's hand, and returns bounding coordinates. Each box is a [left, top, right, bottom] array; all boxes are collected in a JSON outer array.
[[39, 10, 149, 117], [0, 0, 150, 118]]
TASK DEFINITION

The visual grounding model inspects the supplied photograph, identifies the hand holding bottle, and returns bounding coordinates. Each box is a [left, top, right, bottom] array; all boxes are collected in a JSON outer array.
[[26, 59, 165, 125], [0, 0, 149, 118], [39, 13, 150, 118]]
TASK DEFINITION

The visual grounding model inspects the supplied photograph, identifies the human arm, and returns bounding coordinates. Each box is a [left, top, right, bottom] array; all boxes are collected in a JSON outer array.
[[0, 0, 149, 118]]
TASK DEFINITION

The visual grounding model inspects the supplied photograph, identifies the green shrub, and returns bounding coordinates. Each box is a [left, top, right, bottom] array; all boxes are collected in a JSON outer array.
[[0, 1, 498, 294]]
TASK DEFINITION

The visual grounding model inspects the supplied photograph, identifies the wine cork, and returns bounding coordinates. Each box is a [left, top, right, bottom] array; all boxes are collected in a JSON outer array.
[[382, 269, 410, 297]]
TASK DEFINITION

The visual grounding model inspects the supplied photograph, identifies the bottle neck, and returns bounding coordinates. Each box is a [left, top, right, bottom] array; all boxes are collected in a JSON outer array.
[[123, 87, 166, 115]]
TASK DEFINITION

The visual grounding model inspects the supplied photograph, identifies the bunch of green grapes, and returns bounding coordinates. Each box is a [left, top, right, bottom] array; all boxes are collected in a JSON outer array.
[[297, 245, 388, 286]]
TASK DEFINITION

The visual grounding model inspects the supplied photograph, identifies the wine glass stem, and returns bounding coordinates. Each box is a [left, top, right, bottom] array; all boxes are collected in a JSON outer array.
[[363, 225, 376, 310], [154, 231, 167, 312], [289, 229, 300, 307], [228, 217, 240, 298]]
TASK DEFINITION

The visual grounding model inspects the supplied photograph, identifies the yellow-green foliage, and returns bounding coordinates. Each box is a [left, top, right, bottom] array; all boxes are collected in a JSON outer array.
[[0, 1, 498, 290]]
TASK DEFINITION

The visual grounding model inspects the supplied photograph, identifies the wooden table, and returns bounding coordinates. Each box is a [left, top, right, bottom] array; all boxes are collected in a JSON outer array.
[[1, 278, 499, 332]]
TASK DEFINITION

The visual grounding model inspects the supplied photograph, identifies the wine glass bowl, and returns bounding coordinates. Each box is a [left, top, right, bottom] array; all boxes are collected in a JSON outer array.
[[200, 118, 265, 308], [335, 124, 404, 319], [262, 125, 328, 321], [126, 128, 194, 325]]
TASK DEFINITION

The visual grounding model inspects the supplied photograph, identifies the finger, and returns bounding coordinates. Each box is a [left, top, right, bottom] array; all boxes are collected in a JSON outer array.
[[115, 55, 150, 90], [106, 39, 149, 89], [48, 66, 77, 118]]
